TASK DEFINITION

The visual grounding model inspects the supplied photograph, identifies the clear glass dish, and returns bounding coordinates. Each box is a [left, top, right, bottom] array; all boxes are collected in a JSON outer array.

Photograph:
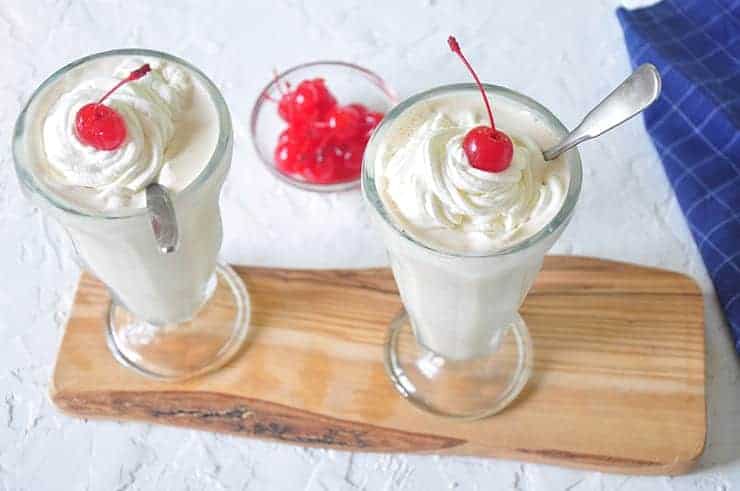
[[250, 61, 398, 192]]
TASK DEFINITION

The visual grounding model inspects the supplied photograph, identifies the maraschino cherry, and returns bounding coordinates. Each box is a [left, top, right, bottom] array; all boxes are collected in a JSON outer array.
[[75, 64, 152, 151], [448, 36, 513, 173], [271, 77, 384, 184]]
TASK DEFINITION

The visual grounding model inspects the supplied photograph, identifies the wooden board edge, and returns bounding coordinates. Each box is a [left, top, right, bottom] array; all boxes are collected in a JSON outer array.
[[48, 388, 466, 453], [669, 264, 708, 472], [47, 387, 705, 476], [499, 448, 703, 476], [667, 268, 705, 297]]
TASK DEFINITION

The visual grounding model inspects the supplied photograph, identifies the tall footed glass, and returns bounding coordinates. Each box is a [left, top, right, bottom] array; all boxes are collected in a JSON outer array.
[[13, 49, 250, 381], [362, 84, 582, 419]]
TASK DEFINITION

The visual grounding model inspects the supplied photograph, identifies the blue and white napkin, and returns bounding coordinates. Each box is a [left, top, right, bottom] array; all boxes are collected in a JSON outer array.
[[617, 0, 740, 353]]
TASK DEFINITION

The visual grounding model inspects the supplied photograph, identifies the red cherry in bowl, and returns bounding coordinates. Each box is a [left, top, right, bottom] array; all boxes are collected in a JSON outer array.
[[293, 79, 337, 121], [277, 91, 298, 123], [268, 73, 385, 185], [327, 105, 363, 140]]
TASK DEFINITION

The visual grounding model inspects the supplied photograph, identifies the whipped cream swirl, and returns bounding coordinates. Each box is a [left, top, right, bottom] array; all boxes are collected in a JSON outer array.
[[42, 59, 191, 208], [377, 111, 566, 251]]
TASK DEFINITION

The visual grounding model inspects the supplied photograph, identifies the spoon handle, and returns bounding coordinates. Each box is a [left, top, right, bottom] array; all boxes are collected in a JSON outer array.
[[146, 183, 179, 254], [543, 63, 661, 161]]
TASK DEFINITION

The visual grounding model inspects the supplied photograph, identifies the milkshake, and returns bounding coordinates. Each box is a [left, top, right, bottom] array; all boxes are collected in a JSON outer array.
[[13, 50, 250, 379], [362, 39, 582, 418], [374, 92, 571, 360]]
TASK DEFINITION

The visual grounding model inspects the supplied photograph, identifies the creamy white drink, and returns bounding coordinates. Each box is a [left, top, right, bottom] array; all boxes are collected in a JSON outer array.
[[18, 54, 224, 323], [368, 90, 573, 360], [15, 49, 248, 380]]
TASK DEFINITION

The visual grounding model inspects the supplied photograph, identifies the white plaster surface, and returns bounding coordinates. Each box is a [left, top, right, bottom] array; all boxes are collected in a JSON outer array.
[[1, 0, 738, 489]]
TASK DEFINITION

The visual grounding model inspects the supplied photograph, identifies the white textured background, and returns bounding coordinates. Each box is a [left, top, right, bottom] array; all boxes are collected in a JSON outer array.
[[1, 1, 739, 490]]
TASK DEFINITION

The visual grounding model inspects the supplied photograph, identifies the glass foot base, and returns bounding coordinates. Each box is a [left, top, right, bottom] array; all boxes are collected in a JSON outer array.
[[106, 263, 250, 381], [384, 311, 533, 420]]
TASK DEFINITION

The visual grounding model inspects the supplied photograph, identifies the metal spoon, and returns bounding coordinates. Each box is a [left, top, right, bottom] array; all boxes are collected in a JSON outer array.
[[542, 63, 661, 161], [146, 183, 179, 254]]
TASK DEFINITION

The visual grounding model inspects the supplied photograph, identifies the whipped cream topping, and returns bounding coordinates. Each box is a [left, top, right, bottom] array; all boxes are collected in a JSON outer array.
[[41, 59, 191, 208], [375, 96, 568, 253]]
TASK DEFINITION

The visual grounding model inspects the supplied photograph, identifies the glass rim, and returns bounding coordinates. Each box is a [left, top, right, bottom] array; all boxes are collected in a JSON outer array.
[[361, 83, 583, 259], [249, 60, 399, 193], [12, 48, 233, 220]]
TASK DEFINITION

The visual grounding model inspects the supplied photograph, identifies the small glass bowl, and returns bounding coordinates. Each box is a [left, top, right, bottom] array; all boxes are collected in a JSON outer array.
[[250, 61, 398, 192]]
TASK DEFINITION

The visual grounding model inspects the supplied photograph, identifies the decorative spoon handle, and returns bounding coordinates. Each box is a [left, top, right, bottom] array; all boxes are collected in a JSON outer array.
[[543, 64, 661, 161]]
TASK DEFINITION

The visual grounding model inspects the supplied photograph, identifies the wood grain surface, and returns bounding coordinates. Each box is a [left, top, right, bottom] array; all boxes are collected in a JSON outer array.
[[50, 256, 706, 475]]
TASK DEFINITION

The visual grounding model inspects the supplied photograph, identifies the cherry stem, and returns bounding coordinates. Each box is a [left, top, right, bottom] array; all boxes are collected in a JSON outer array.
[[265, 68, 292, 105], [97, 64, 151, 104], [272, 68, 286, 96], [448, 36, 495, 129]]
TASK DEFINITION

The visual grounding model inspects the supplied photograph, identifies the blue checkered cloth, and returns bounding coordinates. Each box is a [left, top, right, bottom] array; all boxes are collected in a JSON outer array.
[[617, 0, 740, 354]]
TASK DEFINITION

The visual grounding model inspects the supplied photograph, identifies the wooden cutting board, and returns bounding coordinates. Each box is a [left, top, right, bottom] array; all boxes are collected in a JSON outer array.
[[50, 256, 706, 475]]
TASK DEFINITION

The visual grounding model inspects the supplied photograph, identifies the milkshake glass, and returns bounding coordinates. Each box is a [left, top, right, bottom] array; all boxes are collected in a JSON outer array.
[[362, 84, 582, 419], [13, 49, 250, 380]]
